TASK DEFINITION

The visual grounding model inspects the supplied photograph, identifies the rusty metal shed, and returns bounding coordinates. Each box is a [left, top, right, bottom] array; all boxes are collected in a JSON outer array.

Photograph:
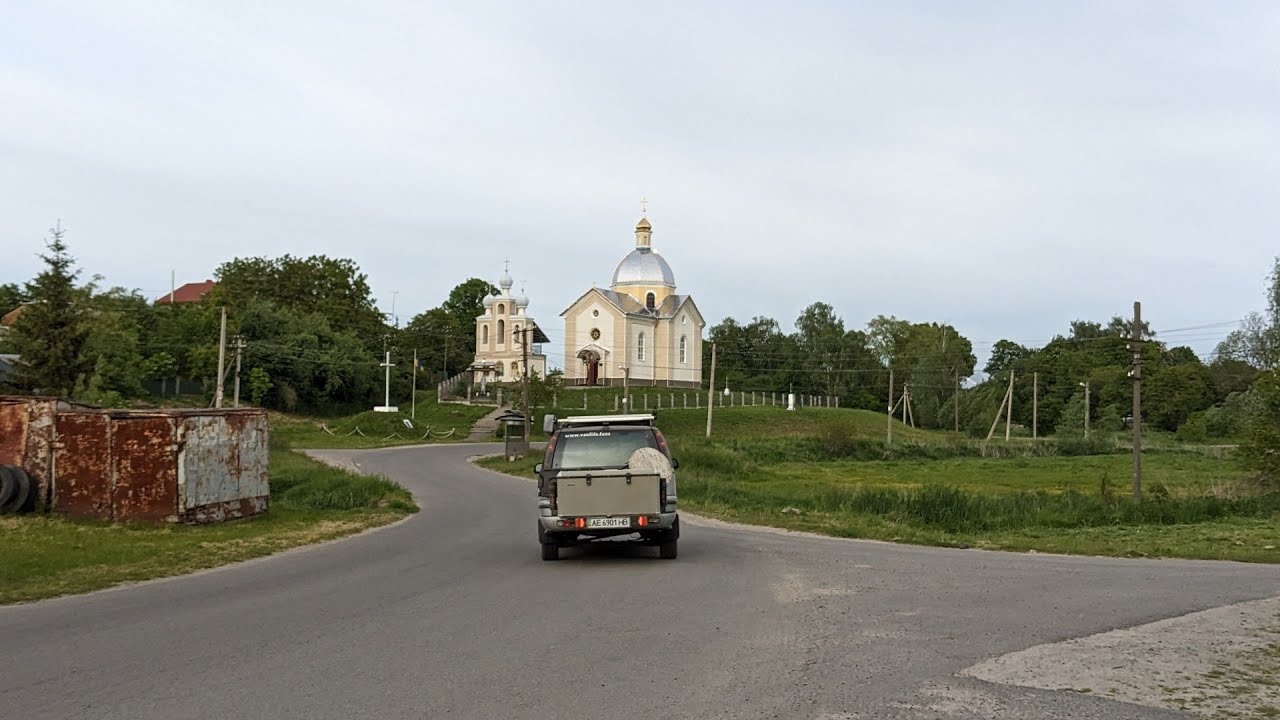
[[0, 396, 269, 523]]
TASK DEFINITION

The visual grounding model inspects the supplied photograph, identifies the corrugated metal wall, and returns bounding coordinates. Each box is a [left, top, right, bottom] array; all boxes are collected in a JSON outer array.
[[0, 397, 269, 523]]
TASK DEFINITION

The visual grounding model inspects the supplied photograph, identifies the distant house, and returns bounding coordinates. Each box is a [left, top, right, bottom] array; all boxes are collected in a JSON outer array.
[[1, 304, 28, 328], [156, 280, 216, 305]]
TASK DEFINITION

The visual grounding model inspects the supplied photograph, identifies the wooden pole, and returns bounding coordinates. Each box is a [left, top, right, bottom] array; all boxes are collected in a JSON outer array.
[[887, 369, 894, 446], [1004, 370, 1015, 441], [954, 370, 960, 433], [986, 379, 1010, 441], [1132, 301, 1143, 500], [1032, 371, 1038, 439], [214, 306, 228, 408], [705, 342, 716, 438]]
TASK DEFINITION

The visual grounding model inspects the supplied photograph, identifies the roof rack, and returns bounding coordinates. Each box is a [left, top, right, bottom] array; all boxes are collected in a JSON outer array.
[[555, 414, 655, 429]]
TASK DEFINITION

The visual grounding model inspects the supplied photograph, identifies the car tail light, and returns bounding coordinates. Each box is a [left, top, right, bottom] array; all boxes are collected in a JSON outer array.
[[654, 430, 669, 453], [637, 515, 648, 527], [660, 481, 667, 507], [575, 517, 586, 529]]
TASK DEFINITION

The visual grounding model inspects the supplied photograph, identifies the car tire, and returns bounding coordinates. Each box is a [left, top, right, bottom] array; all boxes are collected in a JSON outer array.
[[0, 465, 16, 509], [1, 465, 31, 514], [659, 539, 678, 559], [541, 543, 560, 561]]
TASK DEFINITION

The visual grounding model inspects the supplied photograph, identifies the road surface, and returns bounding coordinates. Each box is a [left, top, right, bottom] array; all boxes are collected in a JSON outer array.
[[3, 443, 1279, 719]]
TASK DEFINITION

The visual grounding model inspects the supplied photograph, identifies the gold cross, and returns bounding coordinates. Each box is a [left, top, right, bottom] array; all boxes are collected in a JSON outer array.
[[641, 195, 648, 217]]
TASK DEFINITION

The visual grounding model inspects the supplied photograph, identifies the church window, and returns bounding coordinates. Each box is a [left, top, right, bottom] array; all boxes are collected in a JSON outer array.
[[497, 303, 506, 315], [496, 363, 504, 378], [498, 319, 506, 342], [514, 325, 522, 344], [679, 336, 687, 364], [646, 292, 656, 311], [511, 361, 520, 376], [637, 332, 646, 361], [592, 309, 600, 317], [482, 324, 489, 346], [590, 328, 601, 341]]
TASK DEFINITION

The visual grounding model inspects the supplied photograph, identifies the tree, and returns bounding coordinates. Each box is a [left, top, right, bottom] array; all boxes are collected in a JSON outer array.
[[10, 222, 91, 396], [795, 303, 848, 397], [0, 283, 28, 317], [441, 278, 499, 324], [212, 255, 386, 341], [1240, 370, 1280, 488], [985, 339, 1030, 378], [248, 367, 273, 406]]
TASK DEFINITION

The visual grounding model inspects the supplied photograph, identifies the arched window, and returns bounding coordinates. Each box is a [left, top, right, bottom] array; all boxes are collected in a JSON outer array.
[[646, 292, 656, 311], [511, 361, 520, 376], [679, 336, 687, 364], [497, 303, 506, 316], [637, 332, 646, 361], [497, 319, 506, 342], [482, 324, 489, 346], [513, 325, 522, 344], [495, 363, 504, 378]]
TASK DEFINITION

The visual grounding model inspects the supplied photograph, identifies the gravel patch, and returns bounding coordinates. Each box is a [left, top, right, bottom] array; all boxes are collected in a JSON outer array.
[[962, 595, 1280, 718]]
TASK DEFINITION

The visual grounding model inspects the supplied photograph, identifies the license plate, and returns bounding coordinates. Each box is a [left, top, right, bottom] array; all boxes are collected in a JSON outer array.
[[586, 517, 631, 529]]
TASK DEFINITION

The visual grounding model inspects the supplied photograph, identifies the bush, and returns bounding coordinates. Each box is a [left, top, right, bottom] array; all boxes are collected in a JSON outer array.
[[1056, 436, 1113, 457]]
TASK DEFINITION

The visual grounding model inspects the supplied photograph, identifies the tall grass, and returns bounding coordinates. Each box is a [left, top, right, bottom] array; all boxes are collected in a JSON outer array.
[[680, 474, 1280, 533]]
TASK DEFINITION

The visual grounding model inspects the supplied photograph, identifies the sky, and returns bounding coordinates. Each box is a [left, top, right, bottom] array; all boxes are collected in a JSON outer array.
[[2, 1, 1278, 372]]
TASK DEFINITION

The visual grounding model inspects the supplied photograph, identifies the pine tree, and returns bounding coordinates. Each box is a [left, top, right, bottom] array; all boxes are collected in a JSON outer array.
[[10, 222, 90, 396]]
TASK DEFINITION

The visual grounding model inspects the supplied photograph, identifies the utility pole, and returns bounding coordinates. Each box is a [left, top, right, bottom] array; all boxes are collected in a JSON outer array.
[[520, 327, 531, 450], [1004, 370, 1015, 441], [1032, 372, 1039, 440], [411, 349, 419, 420], [1131, 300, 1143, 500], [886, 368, 894, 446], [705, 342, 716, 438], [1080, 381, 1091, 438], [443, 335, 449, 380], [214, 306, 228, 409], [232, 336, 245, 408], [901, 384, 908, 426], [954, 370, 960, 434]]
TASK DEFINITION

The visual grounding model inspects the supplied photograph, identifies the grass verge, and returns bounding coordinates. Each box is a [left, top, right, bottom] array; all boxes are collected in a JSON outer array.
[[0, 441, 416, 605]]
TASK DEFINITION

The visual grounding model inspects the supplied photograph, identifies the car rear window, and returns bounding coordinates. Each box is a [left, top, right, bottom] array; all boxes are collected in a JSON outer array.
[[552, 428, 660, 470]]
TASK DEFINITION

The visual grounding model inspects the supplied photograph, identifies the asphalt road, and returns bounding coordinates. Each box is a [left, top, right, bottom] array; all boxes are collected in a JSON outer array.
[[3, 443, 1279, 720]]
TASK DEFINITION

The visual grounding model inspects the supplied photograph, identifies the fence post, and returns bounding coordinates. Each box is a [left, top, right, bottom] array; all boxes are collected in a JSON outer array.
[[671, 392, 675, 408], [614, 396, 619, 412], [583, 393, 587, 410]]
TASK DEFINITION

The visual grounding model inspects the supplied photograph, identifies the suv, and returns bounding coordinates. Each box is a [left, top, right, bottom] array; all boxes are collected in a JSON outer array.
[[534, 414, 680, 561]]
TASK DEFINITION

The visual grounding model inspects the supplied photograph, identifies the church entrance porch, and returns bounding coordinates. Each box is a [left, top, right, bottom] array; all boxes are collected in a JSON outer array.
[[575, 346, 606, 386]]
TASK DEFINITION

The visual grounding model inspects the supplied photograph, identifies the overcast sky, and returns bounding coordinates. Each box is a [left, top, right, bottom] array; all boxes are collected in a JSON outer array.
[[3, 1, 1277, 371]]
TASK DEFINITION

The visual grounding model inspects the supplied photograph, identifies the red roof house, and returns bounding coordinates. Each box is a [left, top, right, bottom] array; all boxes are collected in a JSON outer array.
[[156, 280, 216, 305]]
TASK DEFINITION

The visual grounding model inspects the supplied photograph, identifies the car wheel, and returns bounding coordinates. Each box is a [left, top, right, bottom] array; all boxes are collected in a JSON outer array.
[[541, 543, 560, 561], [0, 465, 30, 514], [659, 539, 678, 559]]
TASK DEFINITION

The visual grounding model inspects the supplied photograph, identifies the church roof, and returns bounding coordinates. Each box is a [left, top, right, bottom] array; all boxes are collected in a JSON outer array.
[[562, 287, 693, 321], [611, 248, 676, 287]]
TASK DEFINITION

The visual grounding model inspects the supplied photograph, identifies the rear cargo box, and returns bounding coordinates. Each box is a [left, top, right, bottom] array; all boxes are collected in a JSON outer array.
[[556, 469, 660, 517]]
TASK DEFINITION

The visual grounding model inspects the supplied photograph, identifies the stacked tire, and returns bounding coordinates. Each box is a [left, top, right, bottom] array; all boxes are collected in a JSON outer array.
[[0, 465, 33, 514]]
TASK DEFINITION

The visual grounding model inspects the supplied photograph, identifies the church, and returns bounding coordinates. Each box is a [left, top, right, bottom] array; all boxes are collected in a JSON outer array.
[[470, 265, 549, 385], [561, 216, 705, 388]]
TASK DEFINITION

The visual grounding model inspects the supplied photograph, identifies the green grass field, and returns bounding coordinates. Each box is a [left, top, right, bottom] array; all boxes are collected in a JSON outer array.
[[478, 405, 1280, 563], [0, 439, 417, 605], [274, 391, 496, 448]]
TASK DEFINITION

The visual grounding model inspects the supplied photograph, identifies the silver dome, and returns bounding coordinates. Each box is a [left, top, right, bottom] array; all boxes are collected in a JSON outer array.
[[611, 248, 676, 287]]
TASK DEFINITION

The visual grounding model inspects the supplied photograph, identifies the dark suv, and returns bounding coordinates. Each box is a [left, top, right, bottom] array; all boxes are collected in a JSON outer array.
[[534, 414, 679, 560]]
